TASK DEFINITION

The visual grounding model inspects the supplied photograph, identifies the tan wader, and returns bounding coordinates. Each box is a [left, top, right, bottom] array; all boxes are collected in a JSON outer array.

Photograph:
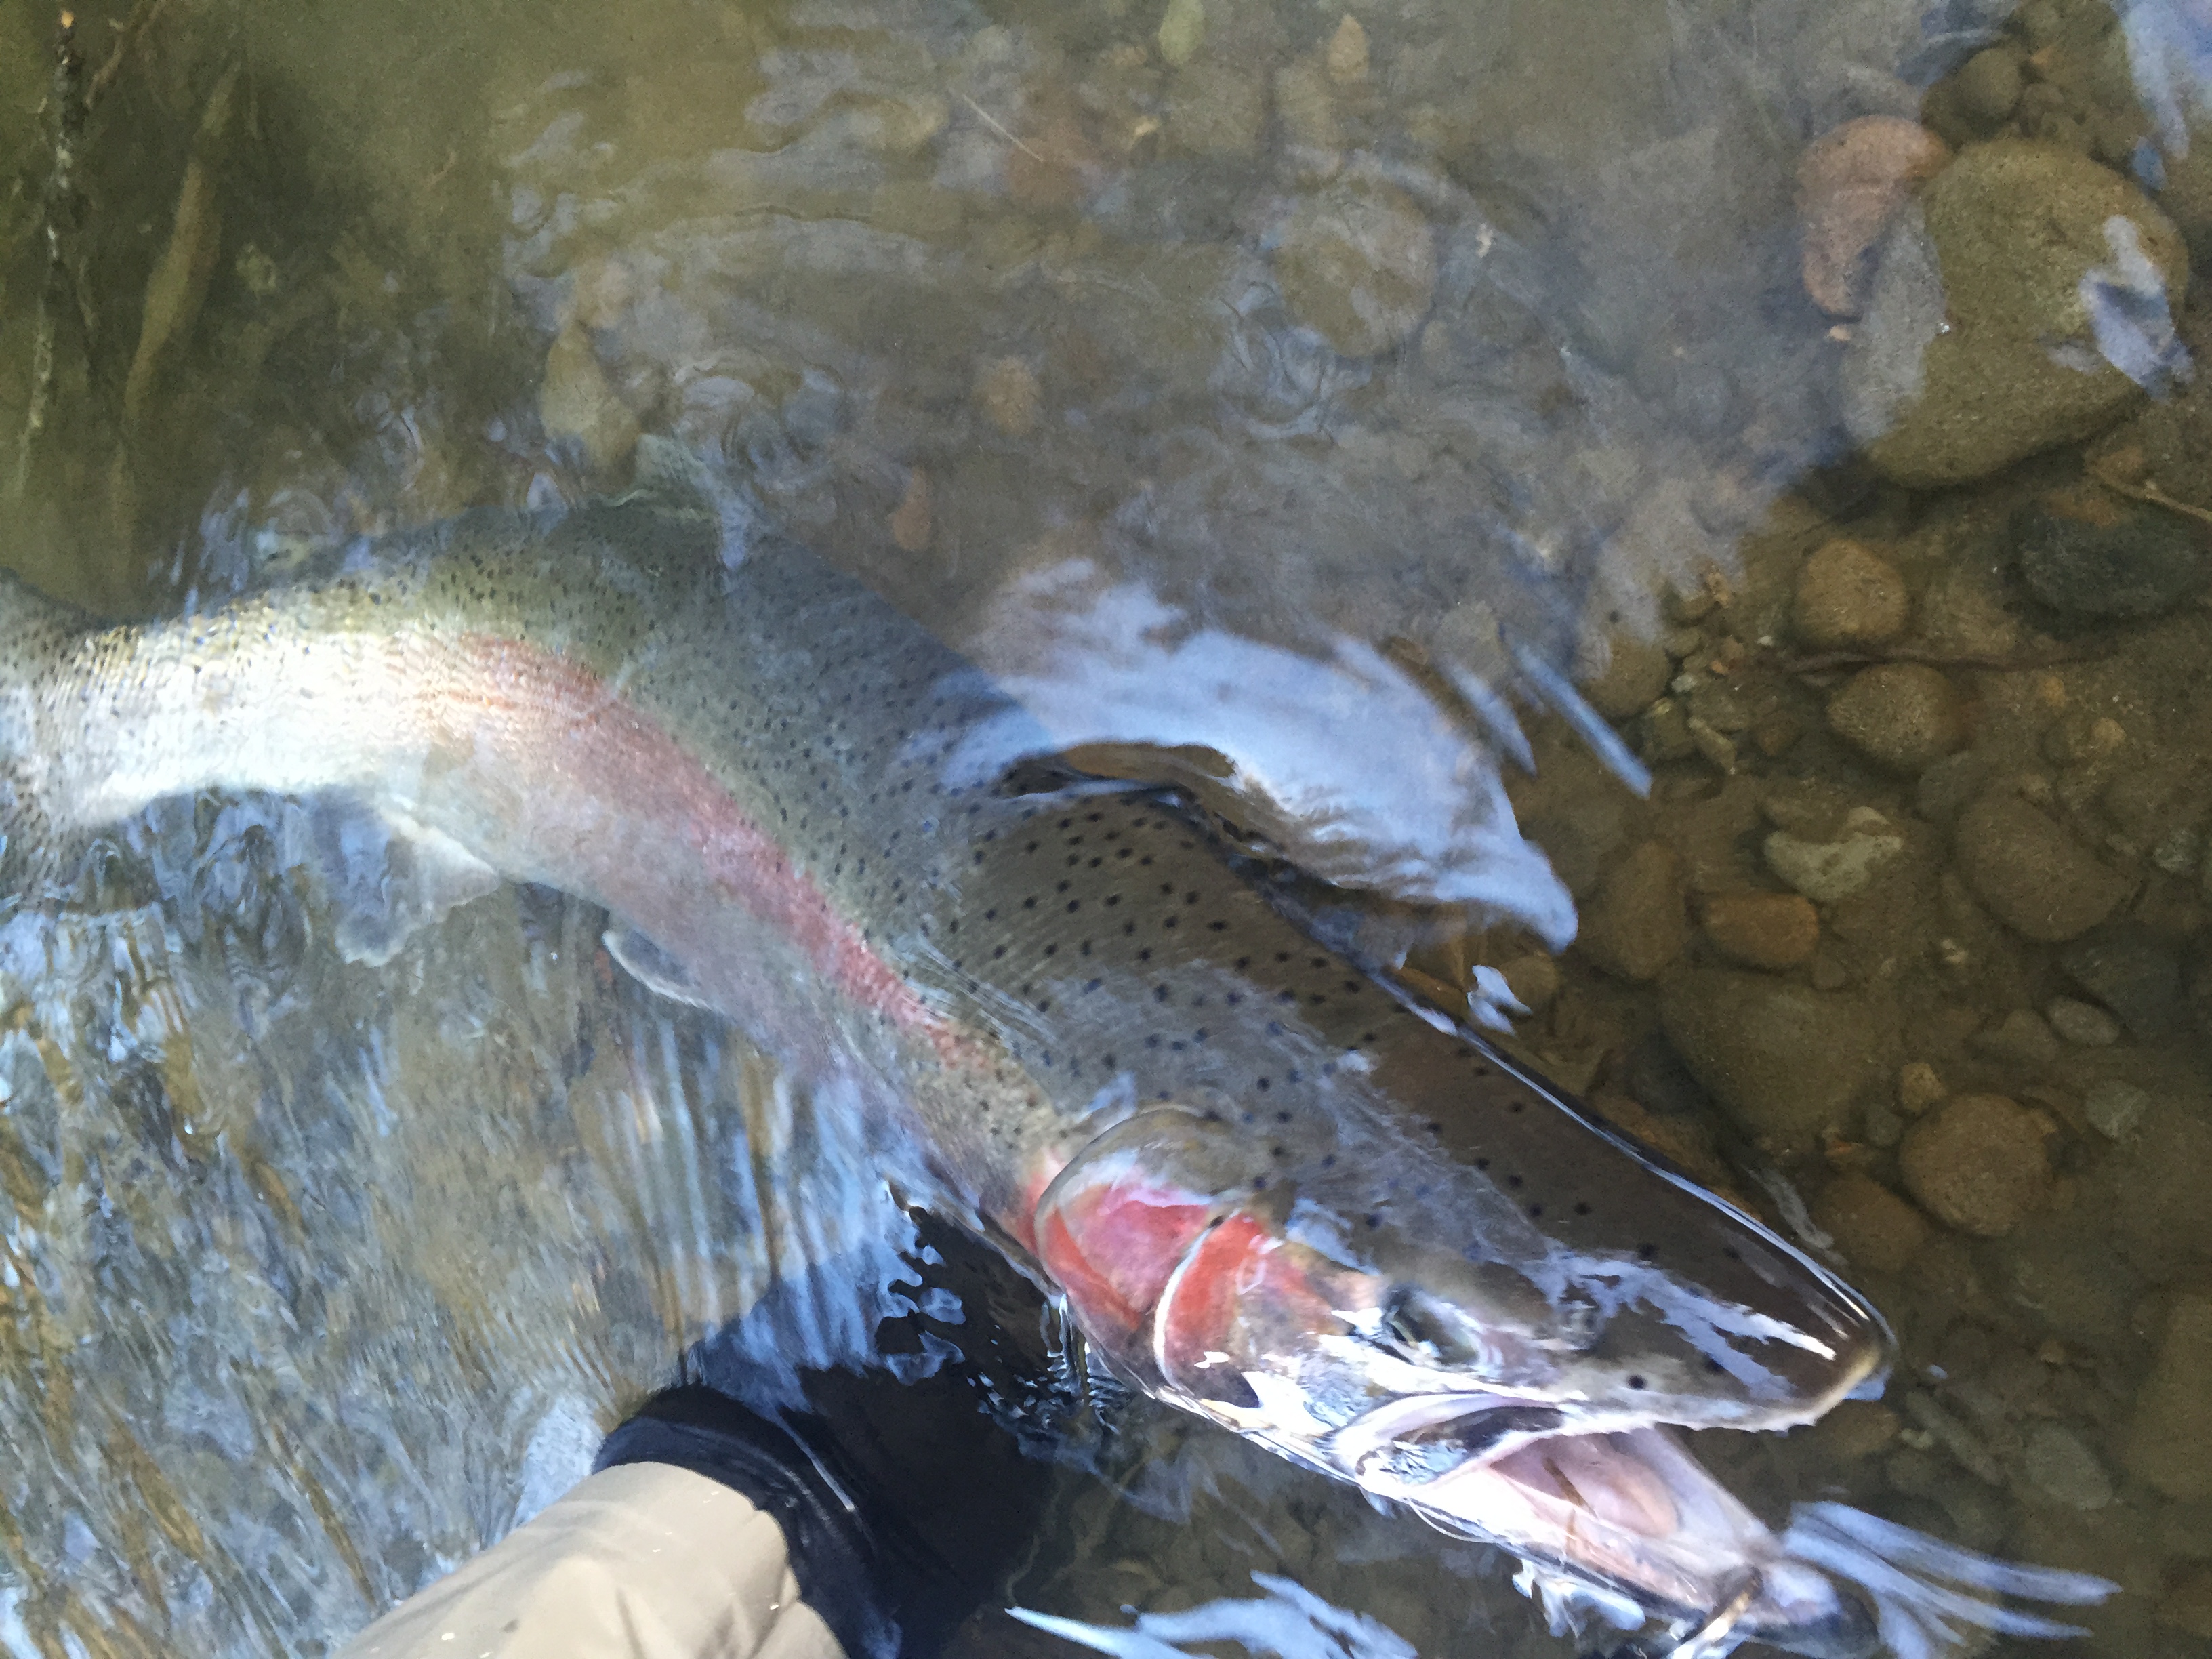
[[336, 1462, 850, 1659]]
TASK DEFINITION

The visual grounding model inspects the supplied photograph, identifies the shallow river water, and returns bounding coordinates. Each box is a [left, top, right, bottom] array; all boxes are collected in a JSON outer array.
[[2, 0, 2211, 1654]]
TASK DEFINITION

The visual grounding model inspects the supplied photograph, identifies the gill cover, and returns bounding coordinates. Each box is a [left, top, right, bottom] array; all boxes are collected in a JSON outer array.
[[1032, 1106, 1580, 1426]]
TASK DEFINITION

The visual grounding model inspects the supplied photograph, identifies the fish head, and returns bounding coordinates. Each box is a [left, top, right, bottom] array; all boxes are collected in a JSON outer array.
[[1030, 1097, 1897, 1650]]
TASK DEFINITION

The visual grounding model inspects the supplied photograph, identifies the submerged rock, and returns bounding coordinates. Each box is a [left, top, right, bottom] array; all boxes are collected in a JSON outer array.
[[1579, 840, 1690, 982], [1793, 537, 1911, 649], [1843, 140, 2188, 487], [2126, 1294, 2212, 1499], [1658, 969, 1891, 1153], [1275, 180, 1437, 356], [2015, 495, 2209, 619], [1764, 805, 1905, 903], [1898, 1091, 2051, 1236], [1826, 662, 1966, 773], [1699, 890, 1820, 970], [2060, 921, 2187, 1039], [1952, 790, 2130, 943], [1811, 1170, 1929, 1275]]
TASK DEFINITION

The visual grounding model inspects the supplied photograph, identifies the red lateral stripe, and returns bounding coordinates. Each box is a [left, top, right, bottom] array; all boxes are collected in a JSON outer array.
[[441, 633, 944, 1037]]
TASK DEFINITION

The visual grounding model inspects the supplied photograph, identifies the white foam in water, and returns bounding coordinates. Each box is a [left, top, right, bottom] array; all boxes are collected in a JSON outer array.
[[1010, 1572, 1417, 1659]]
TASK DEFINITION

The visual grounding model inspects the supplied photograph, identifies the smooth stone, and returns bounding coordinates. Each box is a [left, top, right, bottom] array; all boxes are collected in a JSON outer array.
[[1658, 970, 1893, 1153], [1954, 46, 2024, 124], [1700, 890, 1820, 970], [2060, 921, 2186, 1039], [1843, 140, 2189, 487], [1578, 632, 1672, 720], [1811, 1172, 1931, 1275], [2083, 1078, 2150, 1139], [2020, 1422, 2114, 1510], [1969, 1007, 2061, 1069], [1952, 790, 2131, 943], [1826, 663, 1967, 773], [539, 323, 641, 472], [1275, 180, 1438, 356], [1579, 841, 1692, 983], [1793, 538, 1912, 649], [2045, 996, 2120, 1046], [1764, 806, 1906, 903], [2125, 1294, 2212, 1498], [1898, 1091, 2051, 1236], [2015, 497, 2208, 619]]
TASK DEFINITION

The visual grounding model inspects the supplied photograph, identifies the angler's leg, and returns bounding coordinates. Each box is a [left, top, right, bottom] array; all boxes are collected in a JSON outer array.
[[335, 1457, 848, 1659]]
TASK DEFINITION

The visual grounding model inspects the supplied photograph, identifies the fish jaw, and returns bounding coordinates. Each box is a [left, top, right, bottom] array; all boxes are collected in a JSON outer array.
[[1028, 1105, 1908, 1652], [1387, 1426, 1881, 1659]]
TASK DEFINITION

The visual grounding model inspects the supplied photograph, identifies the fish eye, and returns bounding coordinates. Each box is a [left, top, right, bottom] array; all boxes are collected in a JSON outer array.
[[1378, 1286, 1472, 1368]]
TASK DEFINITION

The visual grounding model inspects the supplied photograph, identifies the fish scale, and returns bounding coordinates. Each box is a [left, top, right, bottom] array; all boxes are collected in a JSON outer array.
[[4, 480, 2111, 1658]]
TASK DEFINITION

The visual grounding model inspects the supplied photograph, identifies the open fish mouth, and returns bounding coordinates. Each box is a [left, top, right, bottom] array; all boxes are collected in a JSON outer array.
[[1325, 1406, 2113, 1659]]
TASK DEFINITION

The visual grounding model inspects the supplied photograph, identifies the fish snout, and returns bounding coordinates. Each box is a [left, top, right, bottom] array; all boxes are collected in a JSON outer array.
[[1560, 1200, 1896, 1430]]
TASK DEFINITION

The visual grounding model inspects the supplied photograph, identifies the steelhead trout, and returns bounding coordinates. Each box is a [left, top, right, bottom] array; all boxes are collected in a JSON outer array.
[[0, 476, 2109, 1658]]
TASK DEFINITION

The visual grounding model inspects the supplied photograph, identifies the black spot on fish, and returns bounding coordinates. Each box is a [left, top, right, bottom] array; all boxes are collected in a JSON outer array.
[[1638, 1244, 1658, 1261], [1627, 1375, 1647, 1390]]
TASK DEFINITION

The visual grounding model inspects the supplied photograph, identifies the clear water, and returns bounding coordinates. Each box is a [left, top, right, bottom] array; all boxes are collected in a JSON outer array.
[[0, 0, 2203, 1653]]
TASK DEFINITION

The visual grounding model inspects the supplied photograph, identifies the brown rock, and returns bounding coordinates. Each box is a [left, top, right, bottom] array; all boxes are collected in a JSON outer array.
[[1809, 1399, 1903, 1462], [1898, 1092, 2051, 1236], [2161, 1563, 2212, 1639], [1658, 970, 1894, 1153], [1812, 1172, 1931, 1275], [1797, 117, 1952, 316], [1579, 633, 1672, 720], [1276, 180, 1437, 356], [1953, 790, 2131, 942], [1826, 663, 1966, 773], [1794, 539, 1912, 649], [2125, 1294, 2212, 1500], [1579, 842, 1691, 982], [1700, 891, 1820, 970]]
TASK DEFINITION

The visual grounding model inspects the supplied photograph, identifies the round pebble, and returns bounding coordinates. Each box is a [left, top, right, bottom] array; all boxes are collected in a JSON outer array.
[[1797, 117, 1951, 317], [1812, 1172, 1931, 1275], [1897, 1061, 1946, 1115], [1578, 840, 1691, 983], [1794, 538, 1912, 649], [1953, 47, 2024, 124], [2083, 1078, 2150, 1140], [1898, 1092, 2052, 1236], [1952, 789, 2131, 943], [2020, 1422, 2113, 1511], [2125, 1295, 2212, 1498], [1700, 890, 1820, 970], [1658, 970, 1894, 1153], [2044, 996, 2120, 1046], [1276, 180, 1438, 356], [1578, 632, 1671, 720], [1826, 663, 1966, 773]]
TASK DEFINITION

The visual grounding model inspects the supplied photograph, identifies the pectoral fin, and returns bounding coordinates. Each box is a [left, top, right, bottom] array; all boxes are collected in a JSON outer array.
[[316, 806, 503, 966], [602, 925, 714, 1008]]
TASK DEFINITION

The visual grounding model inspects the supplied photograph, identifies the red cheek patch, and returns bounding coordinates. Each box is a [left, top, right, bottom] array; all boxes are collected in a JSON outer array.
[[1038, 1178, 1214, 1356], [1155, 1214, 1343, 1393]]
